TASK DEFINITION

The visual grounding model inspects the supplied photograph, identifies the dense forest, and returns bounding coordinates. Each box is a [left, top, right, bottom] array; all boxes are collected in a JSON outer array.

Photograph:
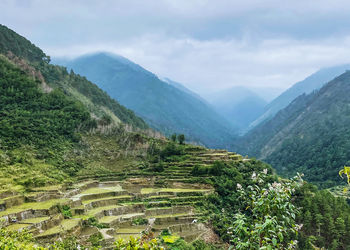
[[237, 72, 350, 188]]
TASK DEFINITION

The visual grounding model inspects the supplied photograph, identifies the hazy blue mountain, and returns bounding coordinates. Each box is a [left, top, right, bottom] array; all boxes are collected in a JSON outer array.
[[246, 86, 283, 102], [57, 52, 237, 148], [161, 77, 209, 104], [250, 64, 350, 129], [205, 86, 267, 132], [237, 71, 350, 187]]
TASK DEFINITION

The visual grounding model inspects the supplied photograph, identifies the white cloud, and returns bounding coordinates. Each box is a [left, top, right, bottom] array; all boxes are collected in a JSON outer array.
[[44, 34, 350, 96], [3, 0, 350, 95]]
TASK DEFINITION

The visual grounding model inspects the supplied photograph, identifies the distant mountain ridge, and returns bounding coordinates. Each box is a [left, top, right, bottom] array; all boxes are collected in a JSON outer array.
[[161, 77, 209, 104], [237, 71, 350, 187], [58, 52, 237, 148], [205, 86, 267, 132], [250, 64, 350, 129]]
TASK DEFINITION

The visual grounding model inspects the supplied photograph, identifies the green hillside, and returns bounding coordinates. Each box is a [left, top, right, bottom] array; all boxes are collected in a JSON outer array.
[[1, 24, 350, 250], [58, 53, 237, 148], [0, 25, 147, 131], [237, 71, 350, 187]]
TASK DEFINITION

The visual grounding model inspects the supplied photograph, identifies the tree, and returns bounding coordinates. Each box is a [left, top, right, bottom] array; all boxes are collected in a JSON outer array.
[[170, 133, 177, 142], [178, 134, 185, 144], [228, 171, 303, 249]]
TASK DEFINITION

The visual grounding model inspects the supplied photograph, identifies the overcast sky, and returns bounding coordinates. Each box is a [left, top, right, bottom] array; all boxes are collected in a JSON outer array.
[[2, 0, 350, 97]]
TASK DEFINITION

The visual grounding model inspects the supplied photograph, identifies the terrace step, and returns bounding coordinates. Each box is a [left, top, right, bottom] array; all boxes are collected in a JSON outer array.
[[145, 206, 193, 217], [0, 198, 70, 226], [145, 201, 172, 208], [115, 226, 147, 235], [0, 195, 25, 210], [35, 218, 81, 241], [143, 195, 175, 201], [81, 195, 133, 210], [99, 213, 145, 227], [75, 204, 145, 220]]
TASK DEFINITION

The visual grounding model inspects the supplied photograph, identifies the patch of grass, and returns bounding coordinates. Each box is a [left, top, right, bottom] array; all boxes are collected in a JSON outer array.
[[80, 186, 123, 195], [81, 195, 132, 205], [6, 223, 31, 231], [98, 216, 119, 224], [20, 216, 50, 224]]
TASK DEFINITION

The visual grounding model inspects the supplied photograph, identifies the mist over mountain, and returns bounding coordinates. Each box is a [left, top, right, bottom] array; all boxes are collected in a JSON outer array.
[[205, 86, 267, 132], [57, 52, 237, 148], [250, 64, 350, 129], [161, 77, 209, 104]]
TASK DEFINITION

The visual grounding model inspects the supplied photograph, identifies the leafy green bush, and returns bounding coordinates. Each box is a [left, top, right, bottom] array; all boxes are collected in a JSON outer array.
[[191, 165, 210, 176], [228, 171, 302, 249], [87, 217, 107, 229], [132, 217, 148, 225], [152, 162, 164, 172], [59, 205, 72, 219], [88, 232, 103, 248], [160, 143, 184, 159]]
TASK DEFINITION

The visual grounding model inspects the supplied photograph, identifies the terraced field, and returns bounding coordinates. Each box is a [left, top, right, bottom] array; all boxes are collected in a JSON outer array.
[[0, 146, 244, 248]]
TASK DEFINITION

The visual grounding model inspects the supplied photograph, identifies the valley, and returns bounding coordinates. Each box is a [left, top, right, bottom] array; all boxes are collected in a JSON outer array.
[[1, 16, 350, 250]]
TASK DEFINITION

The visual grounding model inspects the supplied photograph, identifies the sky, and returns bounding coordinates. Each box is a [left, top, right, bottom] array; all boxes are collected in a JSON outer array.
[[3, 0, 350, 98]]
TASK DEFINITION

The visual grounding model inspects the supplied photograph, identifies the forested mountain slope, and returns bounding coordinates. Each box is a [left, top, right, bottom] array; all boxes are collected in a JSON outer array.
[[0, 24, 150, 192], [58, 53, 237, 148], [0, 24, 147, 130], [250, 64, 350, 129], [237, 71, 350, 187]]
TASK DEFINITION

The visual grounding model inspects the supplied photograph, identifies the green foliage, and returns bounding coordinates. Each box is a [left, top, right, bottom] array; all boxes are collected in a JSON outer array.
[[238, 72, 350, 188], [87, 217, 107, 229], [113, 231, 218, 250], [203, 159, 275, 241], [160, 143, 184, 160], [191, 165, 211, 176], [191, 161, 224, 176], [178, 134, 185, 145], [0, 24, 48, 63], [294, 183, 350, 249], [171, 133, 177, 142], [152, 162, 165, 172], [132, 217, 148, 225], [59, 205, 72, 219], [88, 232, 103, 248], [50, 236, 79, 249], [114, 233, 163, 250], [0, 56, 96, 182], [228, 172, 302, 249], [0, 228, 43, 249], [0, 57, 94, 150]]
